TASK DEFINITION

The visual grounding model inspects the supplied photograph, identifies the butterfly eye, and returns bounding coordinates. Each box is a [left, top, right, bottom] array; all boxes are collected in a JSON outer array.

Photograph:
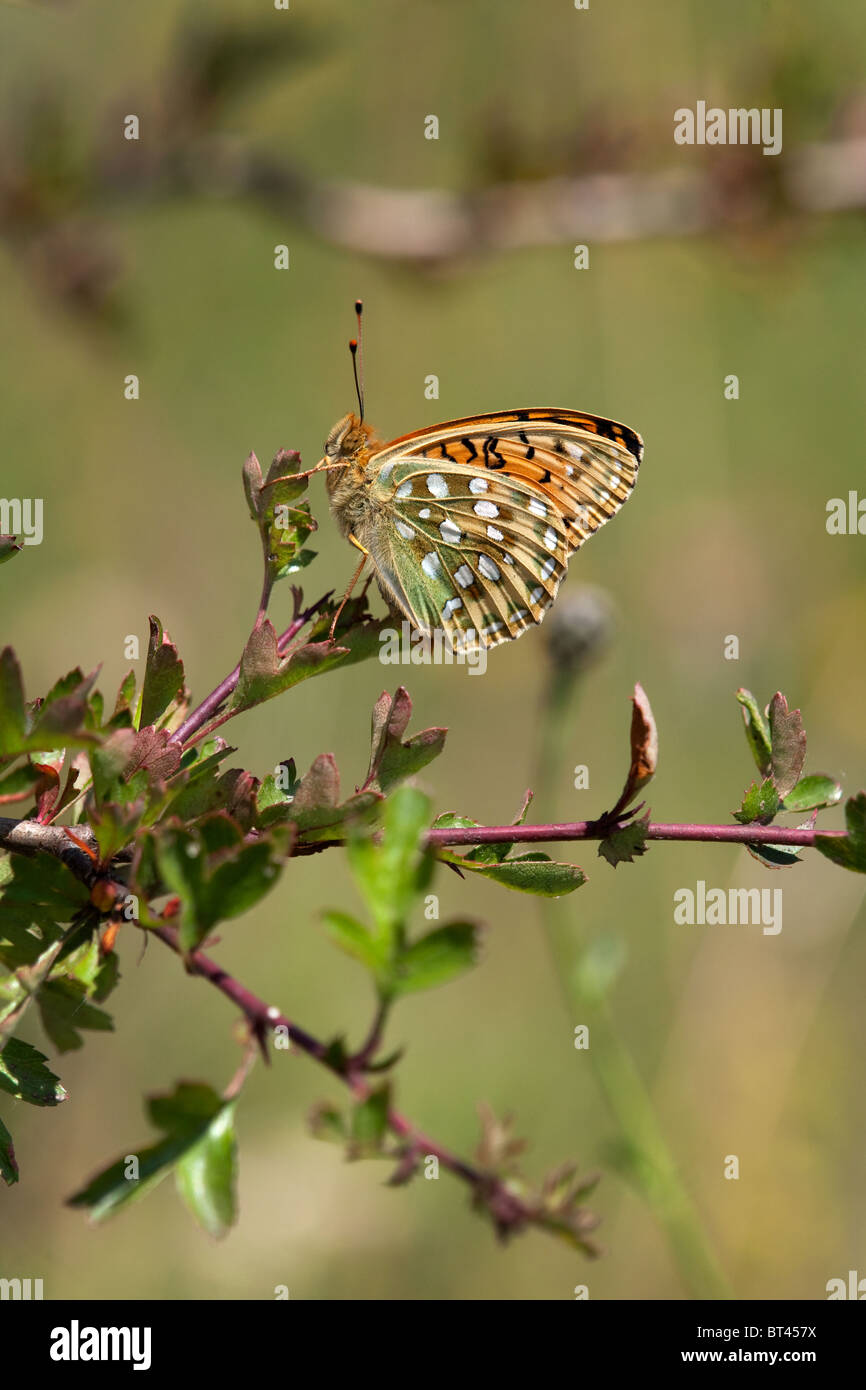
[[324, 413, 354, 459]]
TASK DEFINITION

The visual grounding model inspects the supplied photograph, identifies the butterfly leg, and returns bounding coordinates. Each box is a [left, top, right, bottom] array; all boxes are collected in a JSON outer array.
[[327, 536, 368, 640]]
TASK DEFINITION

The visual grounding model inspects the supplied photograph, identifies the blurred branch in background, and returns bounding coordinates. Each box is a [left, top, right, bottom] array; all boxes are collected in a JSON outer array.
[[2, 12, 866, 324]]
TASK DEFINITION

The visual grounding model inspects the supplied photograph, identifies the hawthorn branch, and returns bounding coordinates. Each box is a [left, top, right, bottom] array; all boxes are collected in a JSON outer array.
[[0, 814, 847, 864], [151, 922, 483, 1182]]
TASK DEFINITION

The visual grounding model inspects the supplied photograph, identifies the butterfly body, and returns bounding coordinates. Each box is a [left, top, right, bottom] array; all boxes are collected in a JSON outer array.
[[322, 407, 643, 653]]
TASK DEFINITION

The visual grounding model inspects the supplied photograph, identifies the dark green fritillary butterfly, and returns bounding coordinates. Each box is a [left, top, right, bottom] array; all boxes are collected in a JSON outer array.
[[321, 307, 643, 654]]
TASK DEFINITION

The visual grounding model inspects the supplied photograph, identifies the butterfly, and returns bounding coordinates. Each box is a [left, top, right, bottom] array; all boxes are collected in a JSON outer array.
[[320, 306, 643, 654]]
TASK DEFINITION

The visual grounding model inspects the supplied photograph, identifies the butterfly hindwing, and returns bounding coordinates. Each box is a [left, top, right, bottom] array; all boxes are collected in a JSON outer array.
[[356, 409, 642, 652]]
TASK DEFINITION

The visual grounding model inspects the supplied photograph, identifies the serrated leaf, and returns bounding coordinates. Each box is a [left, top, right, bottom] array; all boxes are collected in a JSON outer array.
[[67, 1081, 226, 1223], [782, 775, 843, 813], [364, 686, 446, 794], [768, 693, 806, 799], [0, 1037, 66, 1105], [737, 688, 773, 776], [153, 819, 287, 951], [36, 979, 114, 1053], [139, 617, 185, 729], [393, 921, 481, 995], [175, 1101, 238, 1239], [598, 815, 650, 867], [734, 777, 780, 825], [0, 854, 90, 967], [229, 621, 347, 711], [815, 793, 866, 874]]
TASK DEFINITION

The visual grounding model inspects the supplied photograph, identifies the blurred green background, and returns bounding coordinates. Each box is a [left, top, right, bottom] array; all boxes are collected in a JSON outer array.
[[2, 0, 866, 1300]]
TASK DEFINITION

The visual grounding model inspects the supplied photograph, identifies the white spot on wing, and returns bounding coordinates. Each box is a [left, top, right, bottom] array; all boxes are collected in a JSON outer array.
[[543, 525, 558, 551], [528, 498, 547, 518], [418, 507, 431, 519], [541, 555, 556, 581], [396, 521, 415, 540], [422, 552, 442, 579], [442, 597, 463, 619], [455, 564, 474, 588], [440, 518, 462, 544], [474, 500, 499, 519], [396, 480, 413, 498], [478, 555, 501, 582], [378, 462, 396, 481], [530, 586, 544, 604], [426, 474, 449, 498], [487, 525, 504, 541], [468, 477, 488, 494]]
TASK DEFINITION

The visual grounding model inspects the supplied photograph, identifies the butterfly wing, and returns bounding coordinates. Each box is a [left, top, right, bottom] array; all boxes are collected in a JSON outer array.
[[355, 409, 642, 652]]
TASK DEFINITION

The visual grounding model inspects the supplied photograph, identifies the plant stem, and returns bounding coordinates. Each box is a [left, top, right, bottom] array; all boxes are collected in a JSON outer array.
[[532, 667, 733, 1299], [172, 595, 329, 747]]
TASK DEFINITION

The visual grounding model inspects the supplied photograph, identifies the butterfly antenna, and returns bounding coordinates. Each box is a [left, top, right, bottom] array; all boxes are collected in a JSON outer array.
[[349, 298, 365, 423]]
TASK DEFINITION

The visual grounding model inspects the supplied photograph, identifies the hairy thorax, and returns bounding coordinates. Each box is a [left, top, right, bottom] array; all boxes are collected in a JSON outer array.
[[323, 413, 383, 539]]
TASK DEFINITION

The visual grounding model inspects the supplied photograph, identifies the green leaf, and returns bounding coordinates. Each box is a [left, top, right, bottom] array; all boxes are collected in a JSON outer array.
[[36, 979, 114, 1054], [350, 1083, 390, 1155], [781, 775, 843, 813], [393, 921, 481, 995], [0, 653, 98, 756], [734, 778, 780, 825], [322, 910, 387, 975], [745, 841, 802, 869], [768, 693, 806, 799], [815, 793, 866, 874], [0, 1115, 18, 1184], [139, 616, 186, 728], [0, 855, 89, 967], [67, 1081, 228, 1224], [598, 815, 650, 868], [260, 450, 317, 587], [737, 688, 773, 777], [230, 621, 344, 711], [89, 728, 137, 806], [308, 1100, 347, 1144], [154, 820, 286, 951], [0, 1037, 66, 1105], [0, 648, 27, 755], [347, 786, 432, 940], [364, 687, 446, 794], [255, 759, 299, 826], [175, 1101, 238, 1239]]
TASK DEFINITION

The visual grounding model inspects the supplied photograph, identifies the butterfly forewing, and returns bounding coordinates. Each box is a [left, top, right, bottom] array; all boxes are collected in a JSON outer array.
[[358, 410, 642, 652]]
